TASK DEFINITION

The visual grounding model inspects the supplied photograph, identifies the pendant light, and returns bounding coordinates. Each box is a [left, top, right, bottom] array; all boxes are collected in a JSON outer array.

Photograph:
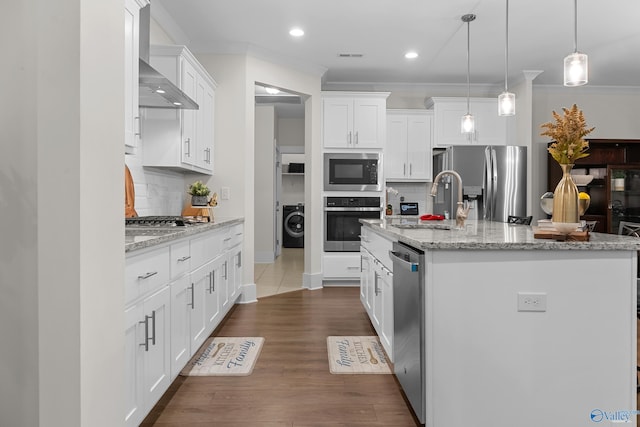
[[563, 0, 588, 86], [498, 0, 515, 116], [461, 14, 476, 134]]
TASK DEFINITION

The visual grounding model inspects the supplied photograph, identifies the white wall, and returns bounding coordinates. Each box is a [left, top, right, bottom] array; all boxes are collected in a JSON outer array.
[[278, 117, 305, 148], [1, 1, 123, 426], [194, 53, 323, 290]]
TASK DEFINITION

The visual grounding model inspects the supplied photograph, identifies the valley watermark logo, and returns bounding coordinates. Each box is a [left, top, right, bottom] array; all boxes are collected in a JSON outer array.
[[590, 408, 638, 423]]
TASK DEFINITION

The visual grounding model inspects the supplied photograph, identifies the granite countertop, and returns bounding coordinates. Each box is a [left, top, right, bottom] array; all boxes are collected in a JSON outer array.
[[125, 217, 244, 253], [362, 218, 640, 251]]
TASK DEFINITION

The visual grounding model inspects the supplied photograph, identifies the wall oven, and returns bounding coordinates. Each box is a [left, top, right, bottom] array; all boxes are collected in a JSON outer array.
[[324, 153, 381, 191], [324, 197, 382, 252]]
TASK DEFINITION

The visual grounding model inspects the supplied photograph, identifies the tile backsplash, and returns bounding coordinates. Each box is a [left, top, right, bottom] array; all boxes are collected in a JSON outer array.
[[125, 155, 186, 216], [385, 181, 433, 215]]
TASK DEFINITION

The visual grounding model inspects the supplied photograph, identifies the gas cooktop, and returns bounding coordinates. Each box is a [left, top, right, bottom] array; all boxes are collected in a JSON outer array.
[[125, 216, 204, 227]]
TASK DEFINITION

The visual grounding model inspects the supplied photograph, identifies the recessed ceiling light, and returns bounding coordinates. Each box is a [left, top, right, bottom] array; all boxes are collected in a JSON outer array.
[[289, 28, 304, 37], [173, 102, 182, 106], [155, 88, 166, 94], [265, 87, 280, 95], [405, 51, 418, 59]]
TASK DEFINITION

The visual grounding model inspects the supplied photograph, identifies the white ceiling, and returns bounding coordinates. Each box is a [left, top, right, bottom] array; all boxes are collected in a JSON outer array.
[[154, 0, 640, 89]]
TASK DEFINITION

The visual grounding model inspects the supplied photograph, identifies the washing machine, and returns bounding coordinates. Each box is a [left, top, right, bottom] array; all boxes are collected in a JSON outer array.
[[282, 204, 304, 248]]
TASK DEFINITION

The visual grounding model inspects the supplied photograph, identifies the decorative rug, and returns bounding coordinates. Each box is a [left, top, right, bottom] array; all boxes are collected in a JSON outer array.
[[326, 336, 392, 374], [180, 337, 264, 376]]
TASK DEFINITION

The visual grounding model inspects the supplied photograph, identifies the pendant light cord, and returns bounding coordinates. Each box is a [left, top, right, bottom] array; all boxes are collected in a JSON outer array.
[[466, 17, 471, 114], [573, 0, 578, 53], [504, 0, 509, 92]]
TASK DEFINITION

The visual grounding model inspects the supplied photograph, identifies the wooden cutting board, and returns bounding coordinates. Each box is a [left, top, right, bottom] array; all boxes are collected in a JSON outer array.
[[125, 165, 138, 218], [532, 226, 589, 241]]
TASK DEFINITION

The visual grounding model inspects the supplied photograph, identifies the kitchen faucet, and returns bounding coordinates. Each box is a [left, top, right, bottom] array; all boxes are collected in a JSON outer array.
[[430, 170, 471, 228]]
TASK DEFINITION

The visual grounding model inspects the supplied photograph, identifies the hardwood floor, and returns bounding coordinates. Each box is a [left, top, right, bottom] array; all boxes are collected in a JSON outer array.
[[141, 287, 420, 426]]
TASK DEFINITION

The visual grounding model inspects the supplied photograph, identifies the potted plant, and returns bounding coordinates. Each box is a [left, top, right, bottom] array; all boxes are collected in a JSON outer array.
[[612, 170, 626, 191], [188, 181, 211, 206]]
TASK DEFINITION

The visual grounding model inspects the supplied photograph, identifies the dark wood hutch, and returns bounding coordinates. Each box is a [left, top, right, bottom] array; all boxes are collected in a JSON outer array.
[[547, 139, 640, 233]]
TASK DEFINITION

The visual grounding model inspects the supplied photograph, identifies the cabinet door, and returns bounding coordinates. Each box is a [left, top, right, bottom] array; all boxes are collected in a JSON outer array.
[[360, 248, 371, 312], [124, 303, 144, 427], [219, 258, 230, 312], [197, 81, 215, 172], [141, 286, 171, 411], [228, 244, 243, 299], [379, 266, 394, 361], [472, 100, 506, 146], [206, 256, 223, 329], [353, 98, 385, 148], [169, 275, 191, 379], [406, 113, 432, 179], [385, 115, 408, 179], [433, 101, 470, 146], [371, 264, 383, 332], [181, 58, 198, 166], [189, 265, 209, 352], [124, 0, 140, 154], [323, 97, 353, 148]]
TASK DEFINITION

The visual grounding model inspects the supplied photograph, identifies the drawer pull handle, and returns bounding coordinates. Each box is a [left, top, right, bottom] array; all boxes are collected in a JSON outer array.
[[137, 271, 158, 280], [177, 256, 191, 262], [347, 266, 360, 270]]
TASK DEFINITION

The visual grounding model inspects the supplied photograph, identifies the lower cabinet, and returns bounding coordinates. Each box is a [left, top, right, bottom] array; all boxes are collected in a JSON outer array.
[[360, 228, 394, 361], [124, 285, 171, 427], [125, 222, 244, 426]]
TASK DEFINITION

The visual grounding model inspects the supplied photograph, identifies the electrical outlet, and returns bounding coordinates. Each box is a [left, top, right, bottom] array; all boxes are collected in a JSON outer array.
[[517, 292, 547, 312], [221, 187, 230, 200]]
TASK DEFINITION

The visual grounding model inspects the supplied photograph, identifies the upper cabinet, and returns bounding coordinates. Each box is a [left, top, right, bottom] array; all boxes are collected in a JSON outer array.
[[385, 110, 433, 181], [426, 97, 515, 147], [142, 45, 217, 174], [124, 0, 149, 154], [322, 92, 389, 149]]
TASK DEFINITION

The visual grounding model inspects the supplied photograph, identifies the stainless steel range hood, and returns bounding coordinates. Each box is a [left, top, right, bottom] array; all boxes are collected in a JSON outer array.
[[138, 4, 198, 110]]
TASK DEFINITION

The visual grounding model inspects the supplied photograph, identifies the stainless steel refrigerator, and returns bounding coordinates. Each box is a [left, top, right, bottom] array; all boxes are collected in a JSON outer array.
[[432, 145, 527, 222]]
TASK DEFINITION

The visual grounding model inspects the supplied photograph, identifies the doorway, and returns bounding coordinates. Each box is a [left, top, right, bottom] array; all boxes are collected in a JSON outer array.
[[254, 84, 306, 298]]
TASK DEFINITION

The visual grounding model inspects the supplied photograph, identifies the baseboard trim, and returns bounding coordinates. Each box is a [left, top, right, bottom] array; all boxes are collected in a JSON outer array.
[[303, 272, 323, 290], [237, 283, 257, 304], [254, 252, 275, 264]]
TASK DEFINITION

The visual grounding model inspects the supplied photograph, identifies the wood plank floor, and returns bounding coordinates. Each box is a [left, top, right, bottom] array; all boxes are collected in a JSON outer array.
[[141, 287, 421, 426]]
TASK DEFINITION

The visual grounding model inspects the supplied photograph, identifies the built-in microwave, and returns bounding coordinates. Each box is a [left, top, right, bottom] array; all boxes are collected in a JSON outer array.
[[323, 152, 381, 191]]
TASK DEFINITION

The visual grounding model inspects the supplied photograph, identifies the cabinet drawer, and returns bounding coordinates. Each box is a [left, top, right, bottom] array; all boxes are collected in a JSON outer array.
[[191, 230, 224, 269], [170, 240, 191, 280], [361, 228, 393, 271], [226, 224, 244, 248], [323, 254, 361, 279], [125, 247, 170, 305]]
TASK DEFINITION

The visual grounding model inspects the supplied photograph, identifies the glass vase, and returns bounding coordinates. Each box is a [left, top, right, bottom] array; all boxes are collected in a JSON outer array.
[[552, 164, 580, 223]]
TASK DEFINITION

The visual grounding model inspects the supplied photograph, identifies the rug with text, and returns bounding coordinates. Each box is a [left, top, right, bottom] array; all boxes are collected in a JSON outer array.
[[326, 336, 392, 374], [180, 337, 264, 376]]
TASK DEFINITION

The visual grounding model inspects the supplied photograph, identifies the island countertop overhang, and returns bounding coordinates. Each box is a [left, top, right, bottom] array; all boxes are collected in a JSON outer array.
[[361, 218, 640, 251]]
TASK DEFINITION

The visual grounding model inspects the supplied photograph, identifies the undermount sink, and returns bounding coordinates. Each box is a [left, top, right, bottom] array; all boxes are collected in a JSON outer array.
[[392, 223, 452, 230]]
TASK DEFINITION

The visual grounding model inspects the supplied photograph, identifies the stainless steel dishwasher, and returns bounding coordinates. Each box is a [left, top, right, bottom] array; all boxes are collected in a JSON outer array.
[[389, 241, 425, 424]]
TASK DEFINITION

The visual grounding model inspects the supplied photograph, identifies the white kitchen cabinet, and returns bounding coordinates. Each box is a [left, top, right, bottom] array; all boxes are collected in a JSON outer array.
[[322, 92, 389, 149], [142, 45, 216, 174], [323, 253, 362, 280], [386, 110, 433, 180], [378, 262, 393, 357], [124, 284, 171, 427], [360, 247, 372, 312], [426, 97, 514, 147], [359, 227, 394, 361], [124, 0, 148, 154], [126, 220, 244, 425]]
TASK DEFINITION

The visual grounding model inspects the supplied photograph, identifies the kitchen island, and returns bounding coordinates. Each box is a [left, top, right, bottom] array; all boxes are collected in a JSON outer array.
[[361, 218, 640, 427]]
